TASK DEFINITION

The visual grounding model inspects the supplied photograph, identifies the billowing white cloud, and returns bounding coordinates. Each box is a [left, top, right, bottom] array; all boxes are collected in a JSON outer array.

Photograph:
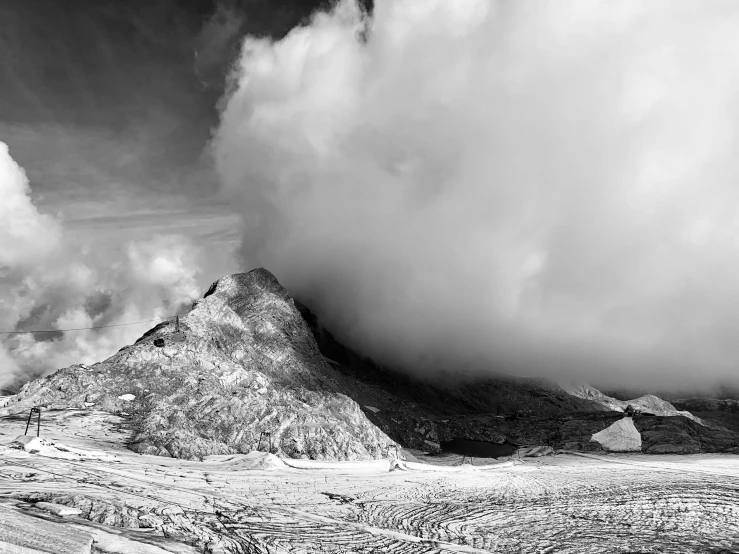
[[214, 0, 739, 391], [0, 143, 203, 390], [126, 235, 202, 305], [0, 142, 61, 268]]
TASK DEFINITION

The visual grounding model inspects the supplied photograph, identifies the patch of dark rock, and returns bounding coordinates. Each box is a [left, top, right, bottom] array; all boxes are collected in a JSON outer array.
[[320, 492, 355, 504], [632, 414, 739, 453], [441, 438, 518, 458], [202, 281, 219, 298]]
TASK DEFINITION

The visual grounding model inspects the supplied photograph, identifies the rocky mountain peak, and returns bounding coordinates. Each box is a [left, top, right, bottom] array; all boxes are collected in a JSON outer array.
[[2, 269, 397, 461], [198, 268, 291, 314]]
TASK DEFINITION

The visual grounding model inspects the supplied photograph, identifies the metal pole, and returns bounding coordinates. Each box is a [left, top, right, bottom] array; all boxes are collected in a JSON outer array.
[[36, 408, 41, 437], [24, 410, 32, 436]]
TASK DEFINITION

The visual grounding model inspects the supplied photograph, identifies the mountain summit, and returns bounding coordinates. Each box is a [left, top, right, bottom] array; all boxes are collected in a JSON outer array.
[[2, 269, 397, 460]]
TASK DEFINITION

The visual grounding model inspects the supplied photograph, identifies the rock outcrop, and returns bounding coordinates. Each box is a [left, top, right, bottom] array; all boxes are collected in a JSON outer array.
[[561, 384, 705, 425], [590, 417, 642, 452], [2, 269, 397, 461], [670, 397, 739, 433]]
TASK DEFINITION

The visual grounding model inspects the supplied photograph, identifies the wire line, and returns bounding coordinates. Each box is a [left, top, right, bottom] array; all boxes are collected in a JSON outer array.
[[0, 316, 175, 335]]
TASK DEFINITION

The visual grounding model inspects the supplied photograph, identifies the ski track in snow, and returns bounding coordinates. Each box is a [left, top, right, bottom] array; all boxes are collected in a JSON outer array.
[[0, 409, 738, 553]]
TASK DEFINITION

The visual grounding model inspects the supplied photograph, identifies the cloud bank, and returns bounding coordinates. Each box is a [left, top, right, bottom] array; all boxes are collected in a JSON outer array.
[[214, 0, 739, 391], [0, 142, 202, 391]]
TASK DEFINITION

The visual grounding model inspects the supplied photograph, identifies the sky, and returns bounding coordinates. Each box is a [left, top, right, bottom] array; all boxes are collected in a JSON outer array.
[[3, 0, 739, 395], [0, 0, 319, 389]]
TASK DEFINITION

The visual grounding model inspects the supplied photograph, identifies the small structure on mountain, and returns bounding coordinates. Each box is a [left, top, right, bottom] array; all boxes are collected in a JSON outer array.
[[256, 431, 272, 453], [170, 315, 185, 343], [590, 416, 642, 452], [152, 315, 184, 348]]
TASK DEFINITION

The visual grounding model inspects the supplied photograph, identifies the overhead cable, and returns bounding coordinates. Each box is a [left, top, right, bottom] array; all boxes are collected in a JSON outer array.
[[0, 316, 175, 335]]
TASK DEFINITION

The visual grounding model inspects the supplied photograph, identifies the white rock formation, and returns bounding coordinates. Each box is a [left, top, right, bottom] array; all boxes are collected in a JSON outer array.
[[562, 383, 706, 425], [590, 417, 642, 452]]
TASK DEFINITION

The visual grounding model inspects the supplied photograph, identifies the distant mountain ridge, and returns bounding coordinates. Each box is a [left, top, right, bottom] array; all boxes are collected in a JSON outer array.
[[295, 303, 739, 454], [560, 383, 706, 425]]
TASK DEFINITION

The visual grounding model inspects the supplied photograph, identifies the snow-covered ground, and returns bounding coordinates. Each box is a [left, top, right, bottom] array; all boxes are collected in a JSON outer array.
[[1, 409, 738, 553]]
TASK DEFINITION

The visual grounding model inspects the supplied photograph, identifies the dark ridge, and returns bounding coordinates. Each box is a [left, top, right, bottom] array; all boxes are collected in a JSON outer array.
[[202, 281, 219, 299], [293, 299, 607, 418], [441, 438, 518, 458], [133, 321, 169, 344]]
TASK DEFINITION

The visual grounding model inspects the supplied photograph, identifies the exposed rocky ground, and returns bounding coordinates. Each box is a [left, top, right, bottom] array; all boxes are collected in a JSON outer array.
[[561, 383, 706, 423], [670, 397, 739, 436], [1, 269, 396, 461], [296, 302, 739, 455]]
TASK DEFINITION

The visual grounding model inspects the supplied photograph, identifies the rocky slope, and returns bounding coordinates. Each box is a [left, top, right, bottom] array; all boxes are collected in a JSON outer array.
[[296, 304, 739, 455], [0, 269, 396, 461], [671, 397, 739, 433], [561, 383, 706, 424], [298, 300, 611, 451]]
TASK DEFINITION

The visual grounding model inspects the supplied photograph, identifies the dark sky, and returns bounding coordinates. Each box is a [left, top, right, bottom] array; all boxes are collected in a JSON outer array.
[[0, 0, 370, 245]]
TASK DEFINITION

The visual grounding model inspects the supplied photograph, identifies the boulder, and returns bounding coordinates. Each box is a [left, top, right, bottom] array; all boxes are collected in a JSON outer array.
[[590, 417, 642, 452]]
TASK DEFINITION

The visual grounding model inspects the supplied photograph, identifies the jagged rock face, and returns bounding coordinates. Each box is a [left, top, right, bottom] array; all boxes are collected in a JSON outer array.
[[3, 269, 397, 461]]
